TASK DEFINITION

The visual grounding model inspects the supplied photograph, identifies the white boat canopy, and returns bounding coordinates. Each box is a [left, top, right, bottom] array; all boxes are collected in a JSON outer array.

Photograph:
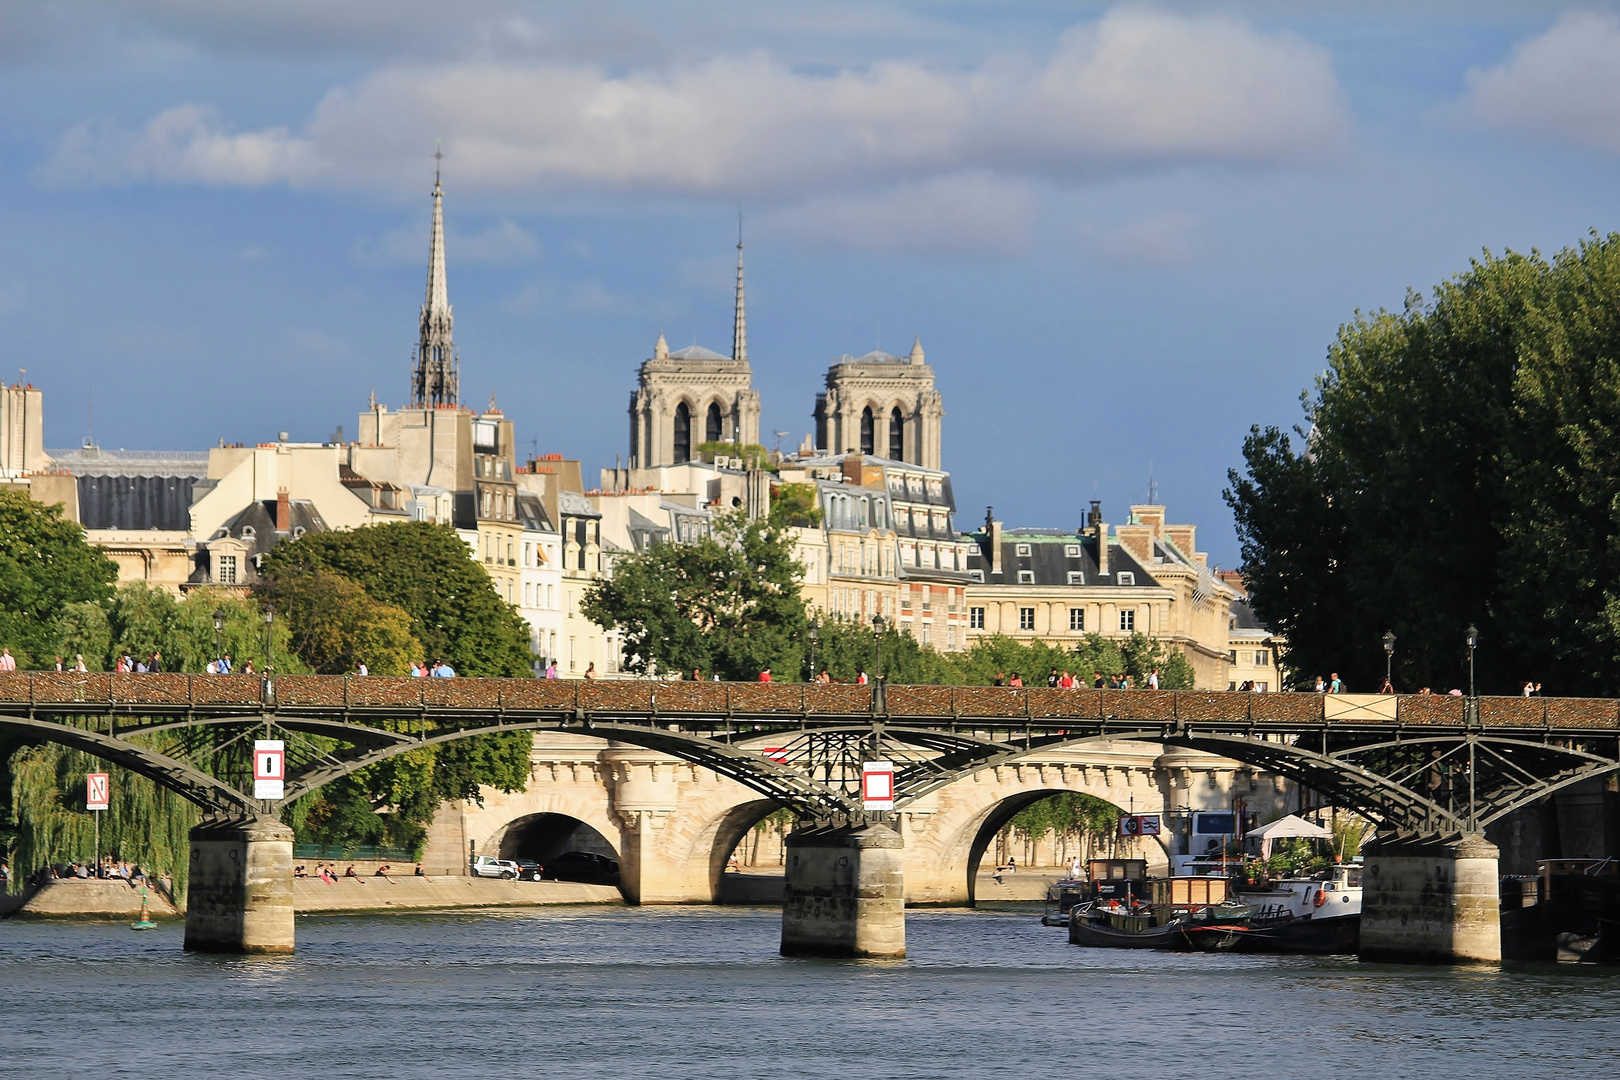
[[1250, 814, 1333, 859]]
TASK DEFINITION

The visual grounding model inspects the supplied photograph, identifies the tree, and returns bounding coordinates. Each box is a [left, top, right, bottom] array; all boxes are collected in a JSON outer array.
[[257, 569, 420, 675], [0, 489, 118, 667], [583, 510, 808, 680], [260, 521, 532, 677], [1226, 236, 1620, 694], [768, 483, 823, 529]]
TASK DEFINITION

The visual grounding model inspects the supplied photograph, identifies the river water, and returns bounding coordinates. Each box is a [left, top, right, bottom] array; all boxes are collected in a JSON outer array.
[[2, 906, 1617, 1078]]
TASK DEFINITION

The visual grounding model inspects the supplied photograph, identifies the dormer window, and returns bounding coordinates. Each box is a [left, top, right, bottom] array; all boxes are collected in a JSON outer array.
[[1015, 543, 1031, 557], [1017, 570, 1035, 584], [239, 526, 255, 539], [1065, 544, 1082, 558], [1117, 571, 1135, 586], [970, 569, 985, 583], [1067, 571, 1085, 585]]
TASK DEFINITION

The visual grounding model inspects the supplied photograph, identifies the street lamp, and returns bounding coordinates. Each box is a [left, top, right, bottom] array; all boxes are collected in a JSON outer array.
[[1382, 630, 1396, 689], [807, 617, 819, 681], [1465, 624, 1478, 699], [213, 608, 226, 670], [263, 604, 276, 674], [871, 613, 885, 681]]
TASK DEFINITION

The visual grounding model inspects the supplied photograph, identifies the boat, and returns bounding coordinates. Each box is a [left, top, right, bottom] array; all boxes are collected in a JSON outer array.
[[1067, 873, 1231, 949], [1042, 858, 1148, 927], [1178, 866, 1362, 954]]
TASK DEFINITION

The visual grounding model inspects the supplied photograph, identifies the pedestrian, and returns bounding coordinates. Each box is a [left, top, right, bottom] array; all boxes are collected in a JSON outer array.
[[758, 668, 772, 683], [857, 670, 869, 685], [149, 651, 163, 673], [53, 656, 63, 672], [1148, 668, 1160, 690], [206, 659, 218, 675], [583, 662, 596, 681], [354, 661, 368, 676], [432, 660, 456, 678], [692, 668, 702, 682], [1313, 675, 1326, 693], [546, 660, 559, 679], [1329, 672, 1343, 694], [1047, 668, 1060, 688], [220, 653, 233, 674], [1008, 672, 1024, 687], [0, 648, 16, 671], [992, 671, 1005, 687], [1092, 671, 1105, 688], [1379, 677, 1394, 694]]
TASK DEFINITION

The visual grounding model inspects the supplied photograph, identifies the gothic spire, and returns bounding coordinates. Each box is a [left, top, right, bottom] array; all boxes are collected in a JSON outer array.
[[731, 212, 748, 367], [411, 152, 457, 407]]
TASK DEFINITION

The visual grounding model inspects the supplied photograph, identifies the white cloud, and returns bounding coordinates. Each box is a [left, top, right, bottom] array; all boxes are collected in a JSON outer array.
[[353, 217, 541, 266], [1463, 10, 1620, 152], [41, 7, 1348, 199], [501, 277, 679, 319], [770, 172, 1034, 257]]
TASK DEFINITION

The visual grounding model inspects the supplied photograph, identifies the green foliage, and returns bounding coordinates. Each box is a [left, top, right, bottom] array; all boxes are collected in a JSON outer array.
[[768, 483, 823, 529], [257, 568, 420, 675], [1228, 233, 1620, 694], [6, 741, 198, 900], [1008, 791, 1121, 851], [261, 521, 533, 677], [810, 617, 962, 684], [696, 441, 775, 470], [97, 585, 303, 674], [0, 489, 118, 667], [583, 509, 808, 680]]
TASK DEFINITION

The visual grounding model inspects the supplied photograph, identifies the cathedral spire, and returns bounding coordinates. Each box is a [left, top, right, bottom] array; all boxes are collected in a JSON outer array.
[[411, 151, 457, 407], [731, 211, 748, 367]]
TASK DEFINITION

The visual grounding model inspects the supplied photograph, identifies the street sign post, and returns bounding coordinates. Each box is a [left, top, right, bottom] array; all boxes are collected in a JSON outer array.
[[86, 773, 109, 874], [861, 761, 894, 811], [1118, 814, 1161, 837], [253, 740, 285, 801]]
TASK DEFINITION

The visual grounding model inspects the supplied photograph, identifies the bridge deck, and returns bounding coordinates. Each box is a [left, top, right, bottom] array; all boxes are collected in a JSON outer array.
[[0, 673, 1613, 731]]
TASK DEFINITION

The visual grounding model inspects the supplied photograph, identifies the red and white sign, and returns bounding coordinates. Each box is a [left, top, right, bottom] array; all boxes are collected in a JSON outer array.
[[861, 761, 895, 811], [762, 747, 788, 764], [1118, 814, 1161, 837], [85, 773, 110, 811], [253, 740, 286, 801]]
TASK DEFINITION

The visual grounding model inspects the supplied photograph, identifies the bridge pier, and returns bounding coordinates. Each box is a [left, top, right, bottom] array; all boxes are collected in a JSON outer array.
[[183, 816, 296, 955], [1360, 832, 1500, 964], [781, 819, 905, 959]]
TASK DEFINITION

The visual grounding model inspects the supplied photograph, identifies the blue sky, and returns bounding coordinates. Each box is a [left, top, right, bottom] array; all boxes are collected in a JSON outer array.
[[3, 2, 1618, 567]]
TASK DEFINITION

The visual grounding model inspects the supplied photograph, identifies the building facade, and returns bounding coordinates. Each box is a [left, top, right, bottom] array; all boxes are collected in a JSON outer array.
[[814, 339, 943, 469]]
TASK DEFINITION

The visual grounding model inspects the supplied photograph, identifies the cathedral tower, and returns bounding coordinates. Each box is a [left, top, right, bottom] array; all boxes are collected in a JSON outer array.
[[815, 337, 943, 468], [627, 232, 760, 466], [411, 162, 458, 408]]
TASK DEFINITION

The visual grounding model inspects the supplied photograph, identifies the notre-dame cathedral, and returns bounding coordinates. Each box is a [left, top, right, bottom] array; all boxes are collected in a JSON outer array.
[[628, 237, 943, 470]]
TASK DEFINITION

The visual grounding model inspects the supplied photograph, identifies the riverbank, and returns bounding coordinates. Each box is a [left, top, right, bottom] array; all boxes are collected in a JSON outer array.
[[294, 875, 621, 912], [1, 877, 179, 919]]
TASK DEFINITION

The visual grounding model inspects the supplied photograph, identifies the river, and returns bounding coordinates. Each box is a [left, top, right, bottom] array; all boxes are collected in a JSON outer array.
[[2, 906, 1617, 1078]]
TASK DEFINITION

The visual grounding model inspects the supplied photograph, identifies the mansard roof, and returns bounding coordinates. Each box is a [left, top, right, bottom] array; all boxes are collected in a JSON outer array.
[[516, 491, 555, 534], [964, 530, 1161, 589]]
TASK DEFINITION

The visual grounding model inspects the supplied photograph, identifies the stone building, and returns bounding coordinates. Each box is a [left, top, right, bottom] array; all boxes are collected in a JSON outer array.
[[814, 339, 943, 469], [627, 239, 760, 467]]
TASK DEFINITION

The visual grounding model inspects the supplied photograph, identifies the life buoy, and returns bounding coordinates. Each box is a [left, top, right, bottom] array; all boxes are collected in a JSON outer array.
[[1314, 888, 1328, 907]]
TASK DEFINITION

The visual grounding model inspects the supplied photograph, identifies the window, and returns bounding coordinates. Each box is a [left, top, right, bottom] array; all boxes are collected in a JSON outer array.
[[970, 607, 985, 629], [1229, 650, 1237, 663], [673, 402, 692, 463], [216, 555, 237, 584], [1065, 544, 1082, 558], [1067, 571, 1085, 585], [1119, 609, 1136, 632], [920, 624, 929, 645], [1015, 543, 1031, 557], [239, 525, 255, 539], [1017, 570, 1035, 584], [969, 569, 985, 582], [1019, 607, 1035, 630], [706, 402, 724, 444], [860, 406, 875, 455], [889, 407, 904, 461], [1069, 608, 1084, 631], [947, 627, 955, 649], [1256, 650, 1270, 666], [1117, 572, 1135, 586]]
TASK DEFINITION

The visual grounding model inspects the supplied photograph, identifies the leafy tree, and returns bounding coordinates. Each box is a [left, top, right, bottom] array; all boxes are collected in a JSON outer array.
[[0, 489, 118, 667], [261, 521, 532, 677], [768, 483, 823, 529], [811, 617, 961, 684], [100, 585, 302, 674], [583, 509, 807, 680], [257, 569, 420, 675], [1227, 235, 1620, 694], [1009, 791, 1122, 860]]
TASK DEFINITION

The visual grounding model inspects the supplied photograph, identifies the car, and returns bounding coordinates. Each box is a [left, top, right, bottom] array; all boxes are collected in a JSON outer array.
[[514, 860, 544, 881], [470, 855, 522, 880], [541, 850, 620, 884]]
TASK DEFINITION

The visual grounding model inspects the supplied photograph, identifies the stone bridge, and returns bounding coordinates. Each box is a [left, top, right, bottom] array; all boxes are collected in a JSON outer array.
[[432, 733, 1279, 906]]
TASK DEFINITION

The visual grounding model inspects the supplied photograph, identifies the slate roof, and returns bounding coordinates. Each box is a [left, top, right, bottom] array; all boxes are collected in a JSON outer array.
[[667, 345, 731, 361], [516, 491, 555, 534], [964, 531, 1159, 588]]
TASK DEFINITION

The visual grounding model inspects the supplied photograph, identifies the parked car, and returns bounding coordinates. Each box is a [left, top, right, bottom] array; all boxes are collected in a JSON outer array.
[[470, 855, 522, 880], [541, 851, 620, 884], [514, 860, 544, 881]]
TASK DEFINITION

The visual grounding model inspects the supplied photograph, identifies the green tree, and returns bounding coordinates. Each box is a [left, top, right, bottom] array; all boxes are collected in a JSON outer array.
[[812, 617, 961, 685], [583, 509, 808, 680], [1226, 237, 1620, 693], [261, 521, 532, 677], [0, 489, 118, 667], [257, 569, 420, 675], [1009, 791, 1122, 862], [768, 483, 823, 529]]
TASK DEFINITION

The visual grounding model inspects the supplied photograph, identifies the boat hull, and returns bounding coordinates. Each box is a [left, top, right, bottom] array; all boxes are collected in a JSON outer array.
[[1068, 916, 1186, 950], [1179, 915, 1360, 955]]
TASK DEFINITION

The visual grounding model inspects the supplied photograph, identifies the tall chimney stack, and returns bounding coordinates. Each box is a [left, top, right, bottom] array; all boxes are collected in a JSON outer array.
[[276, 488, 291, 532]]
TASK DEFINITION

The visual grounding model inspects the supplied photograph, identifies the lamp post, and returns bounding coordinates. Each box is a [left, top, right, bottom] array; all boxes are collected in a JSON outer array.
[[1465, 624, 1478, 699], [213, 608, 226, 671], [263, 604, 276, 675], [870, 612, 887, 723], [1382, 630, 1396, 689], [807, 617, 819, 682], [871, 613, 885, 682]]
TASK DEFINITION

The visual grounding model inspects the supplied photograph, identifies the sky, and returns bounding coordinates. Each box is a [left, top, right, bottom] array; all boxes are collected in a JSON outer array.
[[4, 2, 1619, 568]]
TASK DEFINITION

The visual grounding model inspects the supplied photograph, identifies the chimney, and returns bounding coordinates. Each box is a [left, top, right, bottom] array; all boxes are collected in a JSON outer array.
[[276, 488, 291, 532], [1093, 502, 1109, 577], [986, 506, 1003, 577], [842, 452, 864, 486]]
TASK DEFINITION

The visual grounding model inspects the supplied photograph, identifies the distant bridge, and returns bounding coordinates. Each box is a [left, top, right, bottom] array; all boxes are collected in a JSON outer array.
[[1, 673, 1616, 834]]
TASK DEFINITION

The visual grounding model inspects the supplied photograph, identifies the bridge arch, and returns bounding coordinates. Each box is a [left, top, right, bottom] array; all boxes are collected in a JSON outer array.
[[495, 812, 620, 868]]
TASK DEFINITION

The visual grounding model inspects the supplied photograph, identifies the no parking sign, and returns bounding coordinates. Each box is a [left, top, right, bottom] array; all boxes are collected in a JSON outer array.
[[253, 740, 285, 800]]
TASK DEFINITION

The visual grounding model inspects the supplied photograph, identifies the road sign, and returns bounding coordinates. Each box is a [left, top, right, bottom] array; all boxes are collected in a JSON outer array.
[[861, 761, 894, 811], [1118, 814, 1162, 837], [253, 740, 285, 800], [86, 773, 109, 811]]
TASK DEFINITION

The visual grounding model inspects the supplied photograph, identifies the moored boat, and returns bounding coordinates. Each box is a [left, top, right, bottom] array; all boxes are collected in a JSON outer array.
[[1178, 866, 1362, 954]]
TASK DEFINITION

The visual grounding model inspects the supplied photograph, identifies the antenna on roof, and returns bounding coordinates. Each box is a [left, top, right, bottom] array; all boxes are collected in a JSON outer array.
[[1148, 463, 1159, 505]]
